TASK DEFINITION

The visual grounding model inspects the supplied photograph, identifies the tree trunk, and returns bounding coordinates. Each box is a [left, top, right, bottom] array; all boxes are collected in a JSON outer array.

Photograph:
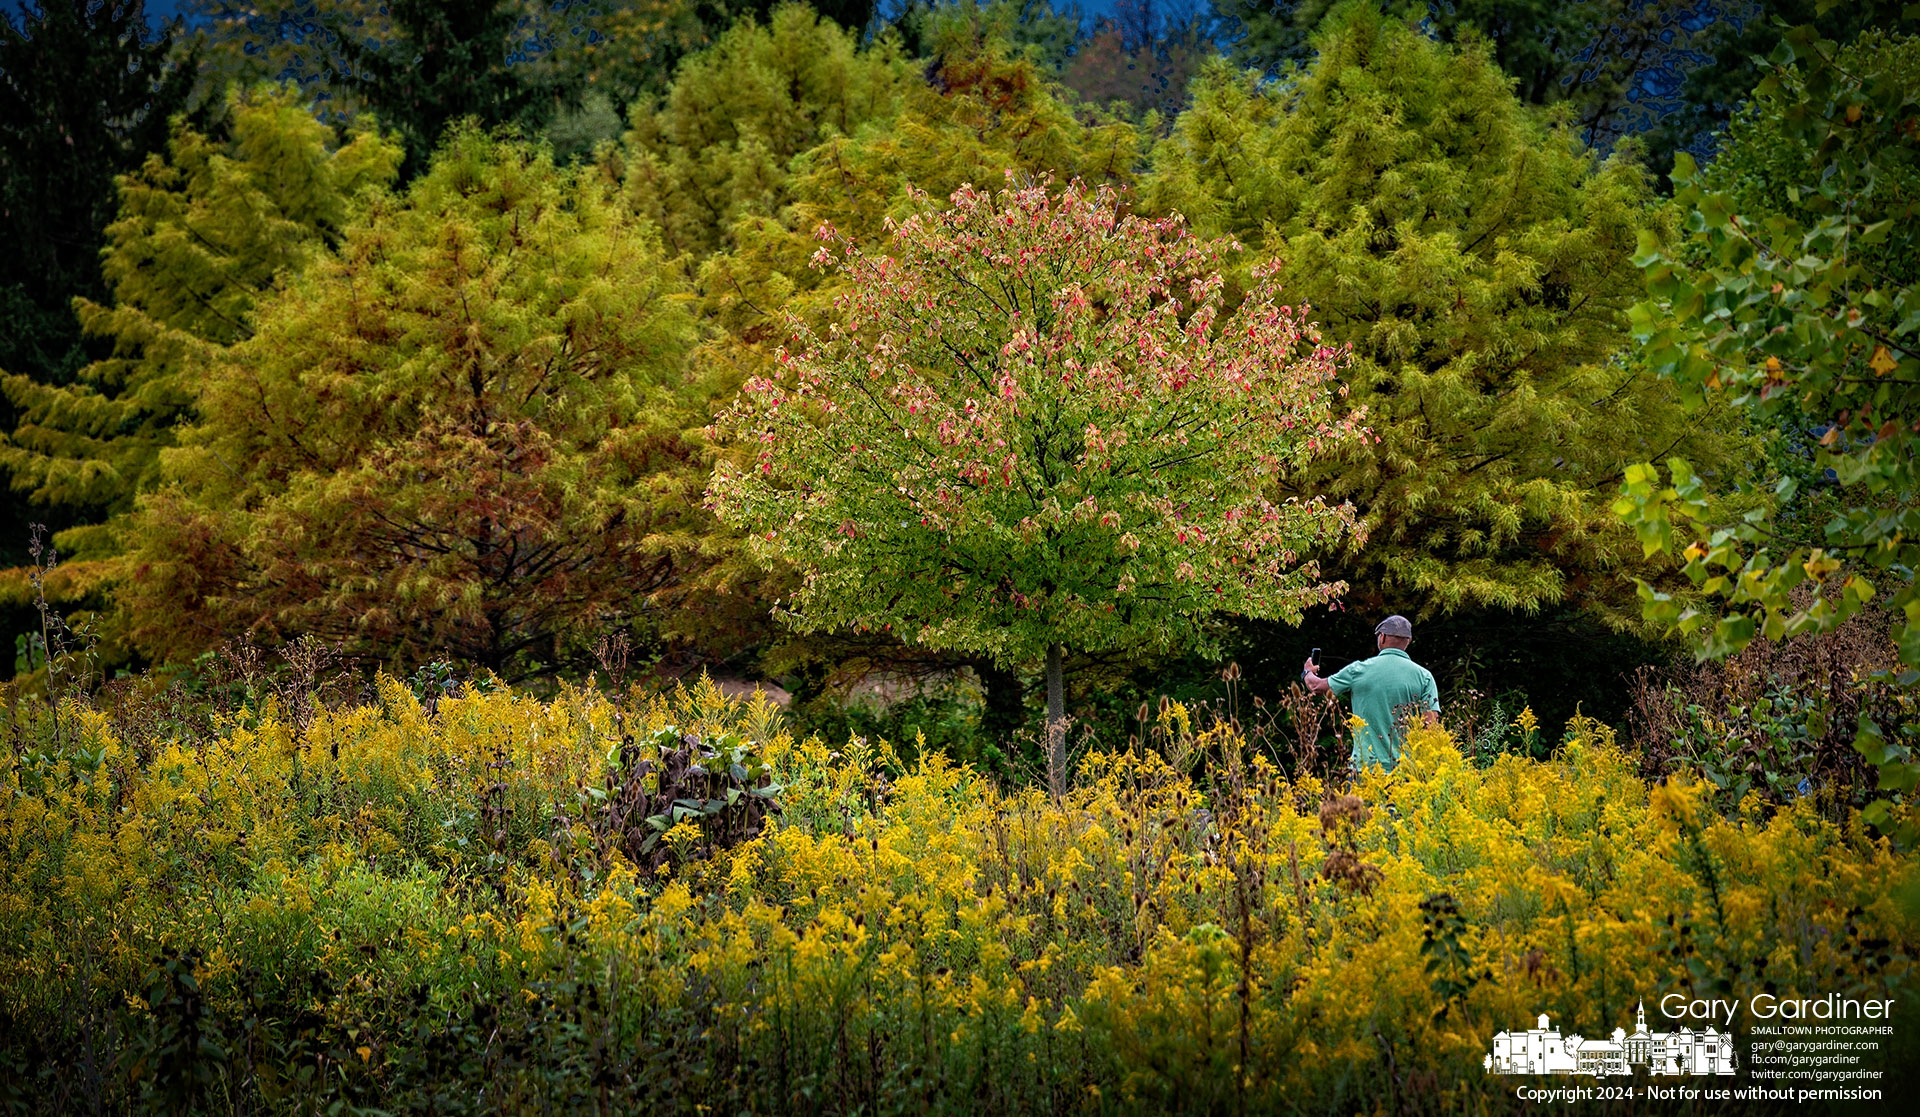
[[969, 656, 1026, 745], [1045, 642, 1066, 800]]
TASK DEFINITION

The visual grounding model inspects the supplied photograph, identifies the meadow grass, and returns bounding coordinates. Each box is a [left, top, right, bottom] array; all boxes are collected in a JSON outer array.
[[0, 677, 1913, 1113]]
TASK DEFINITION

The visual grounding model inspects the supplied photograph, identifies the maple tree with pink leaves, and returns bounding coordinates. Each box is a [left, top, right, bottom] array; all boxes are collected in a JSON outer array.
[[709, 177, 1369, 794]]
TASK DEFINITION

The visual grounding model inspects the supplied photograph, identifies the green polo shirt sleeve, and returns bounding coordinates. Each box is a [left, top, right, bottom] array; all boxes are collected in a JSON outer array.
[[1408, 665, 1440, 713]]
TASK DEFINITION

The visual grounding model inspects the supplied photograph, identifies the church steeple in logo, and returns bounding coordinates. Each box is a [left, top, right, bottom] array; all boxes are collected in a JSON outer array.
[[1485, 1002, 1735, 1077]]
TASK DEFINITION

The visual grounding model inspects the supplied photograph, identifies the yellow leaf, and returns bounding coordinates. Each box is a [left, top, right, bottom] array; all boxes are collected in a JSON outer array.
[[1869, 346, 1897, 377], [357, 1045, 372, 1063], [1846, 104, 1863, 124]]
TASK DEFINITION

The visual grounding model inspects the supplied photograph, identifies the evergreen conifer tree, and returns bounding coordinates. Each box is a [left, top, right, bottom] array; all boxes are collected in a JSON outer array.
[[1212, 0, 1714, 150], [1145, 5, 1746, 625], [120, 131, 709, 676], [326, 0, 577, 179], [618, 3, 916, 261], [695, 15, 1143, 342], [0, 0, 198, 390], [0, 87, 400, 652], [1, 87, 402, 550], [0, 0, 199, 559]]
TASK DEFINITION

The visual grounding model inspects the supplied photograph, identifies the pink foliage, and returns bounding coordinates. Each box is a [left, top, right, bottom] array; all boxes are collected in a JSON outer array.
[[710, 177, 1369, 660]]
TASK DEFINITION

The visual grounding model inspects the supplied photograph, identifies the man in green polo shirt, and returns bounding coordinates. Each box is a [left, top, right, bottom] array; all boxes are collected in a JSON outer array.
[[1301, 615, 1440, 771]]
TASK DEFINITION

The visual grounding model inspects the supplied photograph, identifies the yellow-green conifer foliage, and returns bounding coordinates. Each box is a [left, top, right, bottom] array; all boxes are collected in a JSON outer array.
[[695, 18, 1145, 345], [618, 3, 916, 262], [120, 131, 706, 675], [1144, 7, 1744, 622], [1, 86, 400, 534]]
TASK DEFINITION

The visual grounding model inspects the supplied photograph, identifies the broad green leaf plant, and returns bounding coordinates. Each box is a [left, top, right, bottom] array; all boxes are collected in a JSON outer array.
[[710, 178, 1368, 794], [1618, 23, 1920, 836]]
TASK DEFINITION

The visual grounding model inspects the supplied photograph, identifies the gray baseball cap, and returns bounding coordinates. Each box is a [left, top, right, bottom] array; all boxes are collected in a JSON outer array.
[[1374, 615, 1413, 638]]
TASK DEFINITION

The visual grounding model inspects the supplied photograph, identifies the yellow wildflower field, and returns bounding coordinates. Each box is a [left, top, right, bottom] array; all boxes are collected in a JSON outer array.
[[0, 678, 1913, 1112]]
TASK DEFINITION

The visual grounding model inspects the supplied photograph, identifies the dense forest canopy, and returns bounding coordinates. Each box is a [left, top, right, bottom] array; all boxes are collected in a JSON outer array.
[[0, 0, 1915, 756]]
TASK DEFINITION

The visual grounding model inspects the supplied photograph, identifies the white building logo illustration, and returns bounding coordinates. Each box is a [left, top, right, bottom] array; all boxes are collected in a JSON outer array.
[[1485, 1001, 1737, 1077]]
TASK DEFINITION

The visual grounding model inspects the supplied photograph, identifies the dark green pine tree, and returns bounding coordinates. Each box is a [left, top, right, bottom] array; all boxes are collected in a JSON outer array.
[[327, 0, 582, 179], [808, 0, 878, 35], [0, 0, 198, 388], [1, 86, 403, 548], [0, 0, 199, 561]]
